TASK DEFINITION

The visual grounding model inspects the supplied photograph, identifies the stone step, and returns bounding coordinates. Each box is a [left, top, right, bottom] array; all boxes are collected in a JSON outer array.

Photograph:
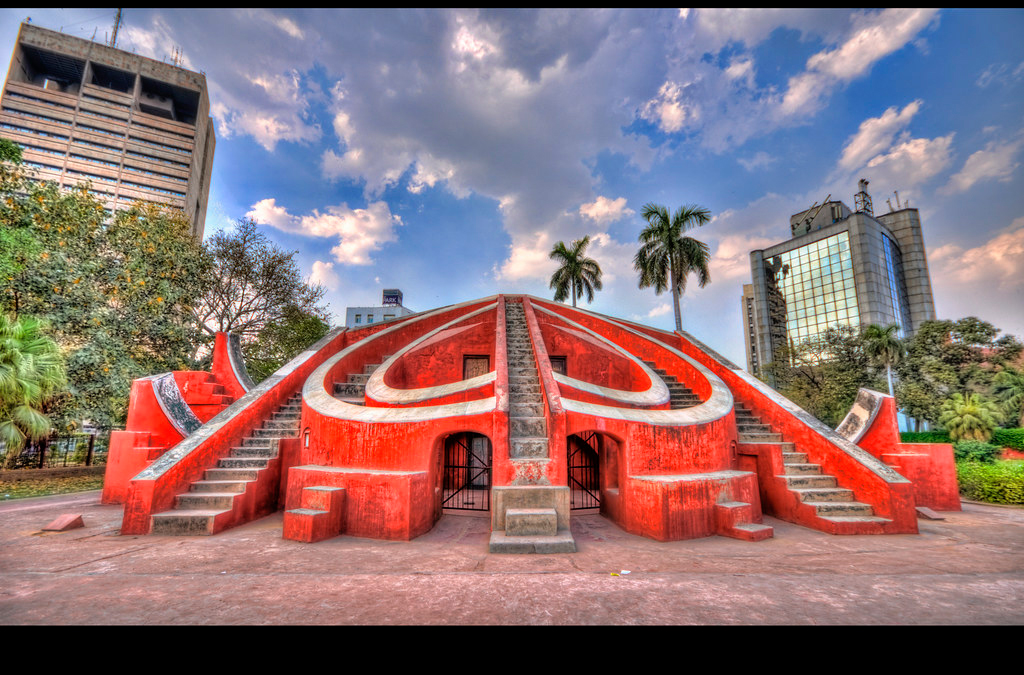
[[783, 462, 823, 475], [190, 479, 248, 493], [739, 432, 783, 442], [241, 437, 274, 447], [791, 487, 856, 503], [806, 501, 875, 517], [511, 403, 544, 417], [363, 363, 381, 374], [505, 508, 557, 537], [218, 456, 271, 469], [206, 467, 260, 481], [782, 452, 808, 463], [264, 420, 299, 430], [175, 492, 238, 510], [510, 438, 548, 459], [251, 428, 296, 438], [347, 373, 370, 384], [230, 445, 277, 458], [782, 474, 838, 489], [510, 416, 546, 437], [151, 510, 223, 536]]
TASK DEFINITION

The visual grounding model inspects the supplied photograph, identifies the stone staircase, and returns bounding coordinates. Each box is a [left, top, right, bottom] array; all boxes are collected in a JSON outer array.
[[489, 303, 575, 553], [735, 403, 889, 528], [332, 359, 387, 405], [643, 361, 701, 408], [505, 304, 547, 459], [150, 394, 302, 535]]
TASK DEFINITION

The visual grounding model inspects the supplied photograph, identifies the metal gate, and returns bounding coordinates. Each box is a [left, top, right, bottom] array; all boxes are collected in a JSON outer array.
[[568, 432, 600, 510], [442, 433, 491, 511]]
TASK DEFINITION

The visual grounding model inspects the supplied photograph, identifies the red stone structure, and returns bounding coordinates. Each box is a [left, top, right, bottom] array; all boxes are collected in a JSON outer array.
[[105, 295, 959, 550]]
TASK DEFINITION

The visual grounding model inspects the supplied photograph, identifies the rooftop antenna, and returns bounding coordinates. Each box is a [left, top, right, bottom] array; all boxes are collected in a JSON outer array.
[[894, 190, 902, 209], [854, 178, 873, 216], [170, 45, 183, 67], [886, 198, 894, 213], [110, 8, 122, 48]]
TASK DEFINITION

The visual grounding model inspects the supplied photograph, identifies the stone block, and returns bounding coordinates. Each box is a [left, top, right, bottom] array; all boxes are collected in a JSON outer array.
[[505, 508, 557, 536], [42, 513, 84, 531]]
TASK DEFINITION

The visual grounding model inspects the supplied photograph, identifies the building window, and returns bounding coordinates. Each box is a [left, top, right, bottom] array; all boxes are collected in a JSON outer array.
[[367, 315, 374, 323], [354, 314, 361, 324]]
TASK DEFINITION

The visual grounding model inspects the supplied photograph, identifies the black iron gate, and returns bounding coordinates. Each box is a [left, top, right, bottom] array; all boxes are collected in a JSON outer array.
[[568, 432, 600, 510], [442, 433, 491, 511]]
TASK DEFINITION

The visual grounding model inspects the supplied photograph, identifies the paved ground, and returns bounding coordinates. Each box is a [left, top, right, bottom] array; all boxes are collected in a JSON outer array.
[[1, 491, 1021, 624]]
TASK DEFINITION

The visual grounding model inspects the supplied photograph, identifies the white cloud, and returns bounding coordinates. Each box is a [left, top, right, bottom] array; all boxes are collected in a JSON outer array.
[[863, 133, 955, 191], [640, 81, 697, 133], [930, 219, 1024, 289], [310, 260, 340, 291], [839, 100, 922, 171], [647, 303, 672, 318], [943, 136, 1024, 195], [977, 61, 1024, 88], [579, 196, 634, 226], [779, 10, 937, 118], [738, 151, 775, 171], [246, 198, 401, 266]]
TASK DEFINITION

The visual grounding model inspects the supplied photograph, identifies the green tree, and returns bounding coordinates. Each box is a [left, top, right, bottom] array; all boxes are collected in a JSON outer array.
[[993, 366, 1024, 428], [549, 235, 603, 307], [863, 323, 905, 398], [1, 161, 210, 427], [895, 318, 1023, 428], [0, 314, 66, 468], [939, 393, 1003, 443], [244, 305, 330, 383], [633, 202, 712, 332], [195, 218, 327, 350]]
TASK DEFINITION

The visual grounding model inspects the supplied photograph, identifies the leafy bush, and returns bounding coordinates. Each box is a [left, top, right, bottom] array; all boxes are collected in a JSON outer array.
[[901, 430, 951, 444], [957, 460, 1024, 504], [953, 440, 1000, 463], [992, 428, 1024, 452], [939, 393, 1003, 442]]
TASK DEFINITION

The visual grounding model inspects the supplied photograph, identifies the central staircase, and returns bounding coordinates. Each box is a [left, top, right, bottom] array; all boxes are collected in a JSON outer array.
[[643, 361, 701, 409], [489, 301, 575, 553], [149, 394, 302, 535], [333, 359, 387, 405], [735, 403, 890, 530]]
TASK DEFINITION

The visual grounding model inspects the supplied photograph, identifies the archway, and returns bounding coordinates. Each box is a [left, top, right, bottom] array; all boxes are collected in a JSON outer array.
[[442, 432, 492, 512], [567, 432, 601, 510]]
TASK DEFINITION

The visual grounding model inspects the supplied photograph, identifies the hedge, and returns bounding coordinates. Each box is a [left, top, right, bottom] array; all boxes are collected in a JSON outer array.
[[956, 460, 1024, 505], [900, 428, 1024, 451]]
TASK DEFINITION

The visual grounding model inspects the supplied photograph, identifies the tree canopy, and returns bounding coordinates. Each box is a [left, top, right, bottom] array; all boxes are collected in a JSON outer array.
[[194, 218, 328, 348]]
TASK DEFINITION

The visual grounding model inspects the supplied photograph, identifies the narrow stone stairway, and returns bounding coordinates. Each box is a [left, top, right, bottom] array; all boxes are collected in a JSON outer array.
[[149, 393, 302, 535], [735, 403, 888, 526], [643, 361, 702, 408], [505, 304, 547, 459], [333, 358, 387, 405]]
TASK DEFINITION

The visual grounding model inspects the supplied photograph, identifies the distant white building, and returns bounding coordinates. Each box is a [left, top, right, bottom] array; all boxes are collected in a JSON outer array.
[[345, 288, 414, 328]]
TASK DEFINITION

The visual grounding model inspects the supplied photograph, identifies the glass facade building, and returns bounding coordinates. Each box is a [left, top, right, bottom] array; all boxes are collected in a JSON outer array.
[[744, 185, 936, 375]]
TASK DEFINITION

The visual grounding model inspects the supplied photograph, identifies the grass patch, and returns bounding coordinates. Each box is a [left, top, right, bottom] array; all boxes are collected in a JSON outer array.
[[0, 474, 104, 500], [957, 460, 1024, 505]]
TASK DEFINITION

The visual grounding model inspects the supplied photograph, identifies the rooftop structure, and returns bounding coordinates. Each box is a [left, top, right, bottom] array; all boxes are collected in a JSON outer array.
[[345, 288, 415, 328], [1, 22, 215, 238]]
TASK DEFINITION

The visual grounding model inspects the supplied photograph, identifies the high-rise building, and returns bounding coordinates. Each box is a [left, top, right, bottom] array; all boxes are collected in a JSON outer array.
[[743, 179, 936, 374], [0, 22, 215, 238]]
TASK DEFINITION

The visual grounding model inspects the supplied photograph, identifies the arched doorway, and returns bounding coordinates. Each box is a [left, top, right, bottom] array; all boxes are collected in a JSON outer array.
[[442, 432, 491, 511], [567, 432, 601, 510]]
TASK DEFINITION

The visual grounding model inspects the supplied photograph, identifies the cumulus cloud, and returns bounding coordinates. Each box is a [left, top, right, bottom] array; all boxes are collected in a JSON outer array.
[[246, 198, 401, 266], [930, 219, 1024, 289], [309, 260, 340, 291], [640, 81, 698, 134], [579, 196, 634, 226], [778, 10, 938, 118], [738, 151, 776, 171], [839, 101, 922, 171], [943, 136, 1024, 195]]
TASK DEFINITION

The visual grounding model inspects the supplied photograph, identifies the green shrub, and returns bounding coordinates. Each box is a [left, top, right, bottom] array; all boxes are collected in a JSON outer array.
[[901, 430, 951, 444], [957, 460, 1024, 504], [992, 428, 1024, 452], [953, 440, 1000, 463]]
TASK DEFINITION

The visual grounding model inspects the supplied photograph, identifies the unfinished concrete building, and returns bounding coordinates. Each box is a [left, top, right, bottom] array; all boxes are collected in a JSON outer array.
[[1, 22, 215, 238]]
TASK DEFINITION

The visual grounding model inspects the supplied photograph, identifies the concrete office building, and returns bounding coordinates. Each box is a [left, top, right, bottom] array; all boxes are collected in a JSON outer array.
[[743, 179, 936, 374], [345, 288, 415, 328], [0, 22, 215, 238]]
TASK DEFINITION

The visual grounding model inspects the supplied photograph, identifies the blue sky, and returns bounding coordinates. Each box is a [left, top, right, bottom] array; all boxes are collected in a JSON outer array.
[[3, 9, 1023, 366]]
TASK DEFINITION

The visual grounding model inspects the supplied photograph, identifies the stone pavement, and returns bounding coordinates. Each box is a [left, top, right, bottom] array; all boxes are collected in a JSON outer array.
[[1, 491, 1021, 624]]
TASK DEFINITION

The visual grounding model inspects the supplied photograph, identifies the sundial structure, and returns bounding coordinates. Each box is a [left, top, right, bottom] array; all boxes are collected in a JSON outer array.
[[105, 295, 959, 552]]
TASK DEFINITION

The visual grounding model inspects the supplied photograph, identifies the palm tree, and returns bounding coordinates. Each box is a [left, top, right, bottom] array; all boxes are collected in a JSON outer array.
[[863, 323, 905, 398], [0, 315, 66, 469], [633, 202, 712, 332], [938, 393, 1003, 443], [549, 235, 603, 307], [993, 366, 1024, 427]]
